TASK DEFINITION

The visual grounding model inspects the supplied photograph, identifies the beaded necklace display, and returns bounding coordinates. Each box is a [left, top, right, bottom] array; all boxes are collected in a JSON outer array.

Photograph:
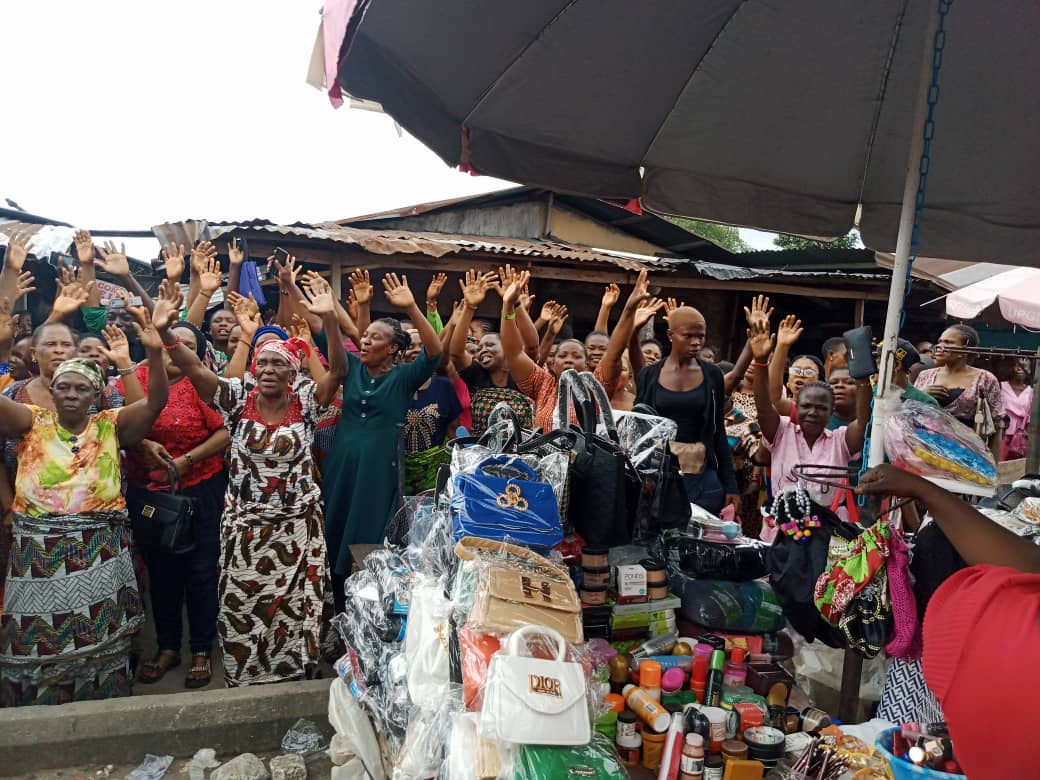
[[762, 486, 821, 542]]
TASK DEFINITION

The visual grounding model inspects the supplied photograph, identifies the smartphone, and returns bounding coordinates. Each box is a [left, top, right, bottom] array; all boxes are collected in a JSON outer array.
[[49, 252, 76, 269], [273, 247, 291, 265], [128, 295, 143, 307], [12, 295, 28, 314]]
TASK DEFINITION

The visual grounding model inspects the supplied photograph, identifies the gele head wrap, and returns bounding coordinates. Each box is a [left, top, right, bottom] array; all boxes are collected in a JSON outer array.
[[51, 358, 105, 394], [251, 338, 303, 376]]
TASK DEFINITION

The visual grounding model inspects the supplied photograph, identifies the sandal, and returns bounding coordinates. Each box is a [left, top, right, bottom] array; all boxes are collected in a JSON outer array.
[[137, 649, 181, 684], [184, 653, 212, 689]]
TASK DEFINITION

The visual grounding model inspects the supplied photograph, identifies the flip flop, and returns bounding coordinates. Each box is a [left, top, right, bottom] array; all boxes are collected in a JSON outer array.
[[184, 653, 212, 689]]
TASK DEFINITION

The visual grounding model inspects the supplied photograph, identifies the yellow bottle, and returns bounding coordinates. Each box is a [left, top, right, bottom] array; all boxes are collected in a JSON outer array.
[[622, 684, 671, 732]]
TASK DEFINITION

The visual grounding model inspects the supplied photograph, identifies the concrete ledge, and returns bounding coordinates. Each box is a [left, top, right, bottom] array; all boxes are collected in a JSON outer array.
[[0, 678, 332, 775]]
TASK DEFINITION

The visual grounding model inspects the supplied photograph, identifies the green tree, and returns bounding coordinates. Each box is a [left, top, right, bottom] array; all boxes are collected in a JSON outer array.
[[774, 230, 861, 250], [668, 217, 751, 253]]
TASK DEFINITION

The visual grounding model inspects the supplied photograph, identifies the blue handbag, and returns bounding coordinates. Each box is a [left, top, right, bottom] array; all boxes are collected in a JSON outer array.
[[451, 454, 562, 548]]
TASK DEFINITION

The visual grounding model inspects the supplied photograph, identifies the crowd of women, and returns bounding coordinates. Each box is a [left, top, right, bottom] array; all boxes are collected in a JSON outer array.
[[0, 229, 1031, 707]]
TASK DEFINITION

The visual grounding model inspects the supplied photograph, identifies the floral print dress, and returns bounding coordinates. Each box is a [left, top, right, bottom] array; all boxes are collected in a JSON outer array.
[[211, 377, 329, 687]]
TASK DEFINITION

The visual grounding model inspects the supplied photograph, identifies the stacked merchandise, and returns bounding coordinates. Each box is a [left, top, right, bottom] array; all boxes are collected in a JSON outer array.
[[324, 379, 931, 780]]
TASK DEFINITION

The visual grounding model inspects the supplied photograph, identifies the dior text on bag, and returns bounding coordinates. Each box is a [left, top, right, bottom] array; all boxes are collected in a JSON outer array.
[[480, 625, 592, 746]]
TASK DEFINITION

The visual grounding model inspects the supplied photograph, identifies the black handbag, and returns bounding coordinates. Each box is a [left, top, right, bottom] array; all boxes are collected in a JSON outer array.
[[634, 442, 690, 541], [126, 457, 197, 555], [558, 370, 640, 547]]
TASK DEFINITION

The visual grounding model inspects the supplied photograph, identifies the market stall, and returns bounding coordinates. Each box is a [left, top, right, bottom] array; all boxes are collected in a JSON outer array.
[[319, 367, 1028, 779]]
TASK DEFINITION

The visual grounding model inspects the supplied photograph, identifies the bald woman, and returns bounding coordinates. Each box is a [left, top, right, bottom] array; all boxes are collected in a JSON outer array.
[[634, 306, 738, 514]]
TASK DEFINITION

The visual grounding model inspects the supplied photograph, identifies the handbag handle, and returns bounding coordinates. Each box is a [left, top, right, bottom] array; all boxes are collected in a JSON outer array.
[[506, 624, 567, 661], [556, 369, 591, 432], [486, 402, 525, 451], [160, 456, 183, 495], [578, 371, 620, 443], [477, 454, 539, 482], [518, 429, 577, 454]]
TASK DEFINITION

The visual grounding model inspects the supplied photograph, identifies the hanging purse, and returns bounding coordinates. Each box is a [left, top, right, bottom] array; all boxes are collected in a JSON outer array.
[[126, 457, 197, 555], [451, 454, 563, 548], [558, 370, 640, 547], [480, 625, 591, 747]]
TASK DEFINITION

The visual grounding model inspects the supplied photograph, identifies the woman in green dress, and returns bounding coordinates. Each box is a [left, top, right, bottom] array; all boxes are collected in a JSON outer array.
[[322, 273, 442, 612]]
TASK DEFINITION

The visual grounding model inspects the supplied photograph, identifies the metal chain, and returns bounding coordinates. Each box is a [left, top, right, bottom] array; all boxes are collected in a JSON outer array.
[[858, 0, 952, 503]]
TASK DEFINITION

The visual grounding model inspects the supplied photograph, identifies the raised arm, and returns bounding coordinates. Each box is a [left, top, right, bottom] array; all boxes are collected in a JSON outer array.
[[725, 341, 753, 395], [186, 254, 223, 327], [225, 291, 262, 382], [500, 269, 537, 384], [769, 314, 802, 417], [73, 230, 102, 308], [0, 393, 33, 437], [103, 324, 144, 403], [153, 280, 220, 403], [302, 270, 359, 347], [450, 269, 496, 370], [497, 266, 539, 360], [595, 283, 620, 333], [348, 268, 372, 338], [844, 376, 873, 454], [98, 241, 155, 313], [288, 314, 326, 381], [537, 303, 568, 366], [116, 307, 169, 446], [227, 239, 244, 302], [748, 316, 780, 442], [599, 271, 651, 389], [425, 273, 447, 332], [858, 465, 1040, 573], [0, 231, 31, 307], [301, 275, 348, 406], [45, 268, 93, 325], [0, 275, 35, 367], [382, 273, 442, 359], [629, 295, 665, 381]]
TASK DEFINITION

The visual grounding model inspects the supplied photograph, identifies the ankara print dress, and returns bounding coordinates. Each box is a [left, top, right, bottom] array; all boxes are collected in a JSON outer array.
[[211, 378, 330, 687]]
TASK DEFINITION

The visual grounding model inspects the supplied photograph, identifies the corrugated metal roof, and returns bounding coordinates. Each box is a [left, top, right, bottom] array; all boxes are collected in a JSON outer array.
[[196, 219, 659, 273]]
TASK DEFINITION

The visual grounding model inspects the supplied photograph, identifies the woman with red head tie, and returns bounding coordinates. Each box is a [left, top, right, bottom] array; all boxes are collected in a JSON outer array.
[[151, 277, 347, 687]]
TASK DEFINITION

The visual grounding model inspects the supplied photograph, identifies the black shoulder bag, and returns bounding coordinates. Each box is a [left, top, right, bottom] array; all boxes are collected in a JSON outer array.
[[127, 457, 198, 555]]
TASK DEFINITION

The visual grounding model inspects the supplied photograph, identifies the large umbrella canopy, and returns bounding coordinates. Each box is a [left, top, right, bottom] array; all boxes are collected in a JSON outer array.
[[339, 1, 1040, 265], [946, 266, 1040, 329]]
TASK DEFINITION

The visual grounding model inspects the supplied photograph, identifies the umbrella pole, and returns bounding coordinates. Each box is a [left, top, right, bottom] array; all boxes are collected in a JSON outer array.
[[1028, 348, 1040, 473], [840, 2, 945, 723]]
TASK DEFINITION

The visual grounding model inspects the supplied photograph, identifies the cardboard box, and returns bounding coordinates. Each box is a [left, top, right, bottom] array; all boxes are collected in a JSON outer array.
[[615, 564, 647, 599]]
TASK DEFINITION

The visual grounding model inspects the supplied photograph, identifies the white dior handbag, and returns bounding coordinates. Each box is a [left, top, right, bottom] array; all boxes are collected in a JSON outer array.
[[479, 624, 591, 746]]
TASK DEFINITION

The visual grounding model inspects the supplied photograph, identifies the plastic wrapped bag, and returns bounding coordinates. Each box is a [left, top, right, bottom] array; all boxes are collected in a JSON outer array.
[[883, 400, 997, 492], [512, 735, 628, 780], [670, 572, 786, 633], [613, 409, 678, 468], [654, 529, 768, 581], [328, 677, 386, 780], [393, 688, 464, 780], [405, 574, 452, 710]]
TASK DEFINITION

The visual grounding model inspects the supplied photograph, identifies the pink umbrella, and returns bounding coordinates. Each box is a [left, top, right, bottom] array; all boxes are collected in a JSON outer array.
[[946, 266, 1040, 329]]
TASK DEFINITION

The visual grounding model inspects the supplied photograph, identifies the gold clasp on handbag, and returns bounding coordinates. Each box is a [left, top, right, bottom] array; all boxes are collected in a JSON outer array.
[[496, 483, 529, 511]]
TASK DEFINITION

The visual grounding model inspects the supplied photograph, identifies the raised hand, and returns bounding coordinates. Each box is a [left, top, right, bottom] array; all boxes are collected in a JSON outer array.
[[518, 286, 534, 312], [548, 302, 569, 334], [494, 264, 522, 297], [98, 241, 131, 278], [151, 279, 184, 332], [776, 314, 804, 348], [162, 242, 186, 281], [459, 268, 495, 309], [14, 271, 36, 300], [198, 255, 223, 295], [500, 269, 531, 307], [58, 265, 77, 289], [426, 272, 448, 304], [345, 289, 359, 322], [53, 278, 92, 316], [289, 313, 315, 344], [74, 230, 95, 265], [0, 297, 15, 346], [101, 324, 132, 366], [4, 231, 32, 272], [747, 318, 775, 362], [227, 238, 245, 266], [625, 270, 651, 309], [230, 292, 262, 338], [129, 306, 163, 352], [302, 275, 335, 316], [190, 241, 218, 275], [349, 268, 373, 304], [856, 464, 929, 500], [743, 294, 774, 332], [601, 283, 621, 308], [634, 296, 666, 329], [664, 297, 686, 320], [539, 299, 559, 323], [382, 272, 416, 310], [271, 253, 299, 286]]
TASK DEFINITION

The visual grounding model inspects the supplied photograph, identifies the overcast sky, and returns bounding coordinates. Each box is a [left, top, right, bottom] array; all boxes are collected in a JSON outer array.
[[0, 1, 777, 255]]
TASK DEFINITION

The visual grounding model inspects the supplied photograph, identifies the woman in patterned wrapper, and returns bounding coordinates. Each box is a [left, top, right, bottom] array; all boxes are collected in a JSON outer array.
[[151, 277, 347, 687], [0, 307, 169, 707]]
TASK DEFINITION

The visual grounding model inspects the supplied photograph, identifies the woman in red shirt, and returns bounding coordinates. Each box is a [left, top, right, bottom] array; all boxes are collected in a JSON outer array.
[[116, 320, 229, 688]]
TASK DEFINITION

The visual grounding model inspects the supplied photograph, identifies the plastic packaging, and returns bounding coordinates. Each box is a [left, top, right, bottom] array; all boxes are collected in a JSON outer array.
[[281, 718, 330, 761], [670, 573, 786, 633], [327, 678, 386, 780], [614, 409, 679, 468], [187, 749, 220, 780], [394, 690, 463, 780], [404, 574, 452, 709], [513, 735, 630, 780], [653, 530, 767, 581], [883, 400, 998, 492], [125, 755, 174, 780]]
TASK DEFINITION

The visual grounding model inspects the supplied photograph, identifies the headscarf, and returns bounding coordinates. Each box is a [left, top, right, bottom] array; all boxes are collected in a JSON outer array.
[[251, 325, 289, 348], [170, 320, 209, 362], [251, 338, 305, 376], [51, 358, 105, 394]]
